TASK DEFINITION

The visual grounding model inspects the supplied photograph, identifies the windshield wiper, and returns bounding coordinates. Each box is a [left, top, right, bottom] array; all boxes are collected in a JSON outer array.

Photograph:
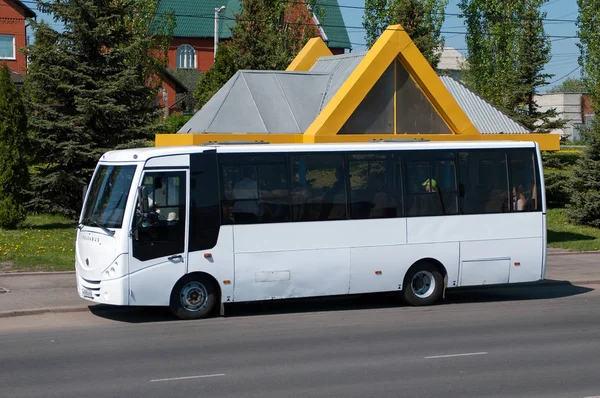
[[81, 218, 115, 236]]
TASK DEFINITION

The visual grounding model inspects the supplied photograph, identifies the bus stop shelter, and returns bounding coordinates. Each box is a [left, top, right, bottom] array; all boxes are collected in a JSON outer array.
[[155, 25, 560, 151]]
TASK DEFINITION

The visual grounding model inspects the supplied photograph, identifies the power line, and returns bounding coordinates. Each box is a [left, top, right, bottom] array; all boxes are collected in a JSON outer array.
[[8, 2, 582, 41], [284, 0, 582, 24], [546, 65, 581, 85], [155, 12, 584, 40], [16, 0, 583, 24]]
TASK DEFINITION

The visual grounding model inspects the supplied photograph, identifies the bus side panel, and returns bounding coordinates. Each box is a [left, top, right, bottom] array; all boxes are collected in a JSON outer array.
[[347, 218, 407, 294], [232, 221, 356, 302], [350, 242, 459, 294], [129, 261, 186, 306], [509, 217, 544, 283], [509, 215, 544, 283], [187, 225, 234, 304], [460, 236, 543, 285], [234, 249, 351, 301], [541, 213, 547, 280], [407, 212, 544, 287], [407, 213, 542, 244]]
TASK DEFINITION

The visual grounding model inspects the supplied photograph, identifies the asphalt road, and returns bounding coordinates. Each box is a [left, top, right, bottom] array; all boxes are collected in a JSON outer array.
[[1, 282, 600, 398]]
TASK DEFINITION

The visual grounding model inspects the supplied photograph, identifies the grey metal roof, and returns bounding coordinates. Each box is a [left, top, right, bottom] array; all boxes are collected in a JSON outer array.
[[178, 71, 330, 134], [310, 52, 366, 110], [440, 76, 530, 134]]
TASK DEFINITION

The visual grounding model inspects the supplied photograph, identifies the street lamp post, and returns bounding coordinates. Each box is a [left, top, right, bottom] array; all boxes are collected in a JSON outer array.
[[214, 6, 226, 61]]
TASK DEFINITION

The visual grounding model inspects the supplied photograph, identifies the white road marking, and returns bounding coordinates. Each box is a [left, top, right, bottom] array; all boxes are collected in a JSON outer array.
[[151, 373, 226, 383], [425, 352, 488, 359]]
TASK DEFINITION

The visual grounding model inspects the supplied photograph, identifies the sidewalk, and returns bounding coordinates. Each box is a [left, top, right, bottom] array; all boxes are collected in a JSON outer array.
[[0, 272, 92, 318], [1, 250, 599, 318]]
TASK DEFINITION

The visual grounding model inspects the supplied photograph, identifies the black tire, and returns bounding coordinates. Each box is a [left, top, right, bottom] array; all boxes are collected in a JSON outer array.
[[170, 274, 218, 320], [403, 263, 443, 306]]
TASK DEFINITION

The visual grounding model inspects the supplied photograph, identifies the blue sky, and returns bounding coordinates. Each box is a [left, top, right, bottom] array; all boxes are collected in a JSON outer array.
[[29, 0, 580, 93], [339, 0, 580, 92]]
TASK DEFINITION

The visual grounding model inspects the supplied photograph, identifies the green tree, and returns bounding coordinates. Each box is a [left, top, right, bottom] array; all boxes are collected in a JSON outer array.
[[363, 0, 448, 68], [548, 77, 589, 93], [567, 0, 600, 227], [163, 113, 192, 134], [194, 44, 237, 110], [24, 0, 172, 217], [459, 0, 523, 108], [508, 0, 562, 132], [194, 0, 317, 110], [459, 0, 559, 133], [0, 64, 30, 229]]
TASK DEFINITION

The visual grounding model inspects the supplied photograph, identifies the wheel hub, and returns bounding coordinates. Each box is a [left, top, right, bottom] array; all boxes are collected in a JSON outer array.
[[180, 282, 208, 312], [411, 270, 435, 299]]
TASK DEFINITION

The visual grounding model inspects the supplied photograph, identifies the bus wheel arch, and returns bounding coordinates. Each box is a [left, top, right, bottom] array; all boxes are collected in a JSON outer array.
[[402, 259, 446, 306], [169, 272, 221, 320]]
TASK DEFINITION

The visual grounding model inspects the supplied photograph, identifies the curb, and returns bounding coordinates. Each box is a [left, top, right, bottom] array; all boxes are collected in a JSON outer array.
[[0, 306, 90, 319], [0, 271, 75, 277], [547, 250, 600, 256], [539, 279, 600, 286], [571, 280, 600, 285]]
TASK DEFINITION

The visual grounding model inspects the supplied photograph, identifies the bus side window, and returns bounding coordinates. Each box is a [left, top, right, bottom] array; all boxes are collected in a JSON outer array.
[[509, 149, 541, 212], [290, 153, 347, 222], [458, 150, 510, 215], [348, 152, 402, 219], [133, 171, 186, 261], [218, 154, 290, 225], [189, 152, 220, 252], [405, 151, 457, 217]]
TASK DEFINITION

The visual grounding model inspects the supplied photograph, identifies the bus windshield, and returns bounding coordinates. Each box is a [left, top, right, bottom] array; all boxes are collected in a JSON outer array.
[[82, 165, 137, 229]]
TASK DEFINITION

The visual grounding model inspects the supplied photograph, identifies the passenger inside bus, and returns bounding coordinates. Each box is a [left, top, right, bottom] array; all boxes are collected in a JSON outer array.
[[422, 178, 437, 192], [148, 176, 180, 223], [512, 185, 529, 211], [319, 167, 346, 220]]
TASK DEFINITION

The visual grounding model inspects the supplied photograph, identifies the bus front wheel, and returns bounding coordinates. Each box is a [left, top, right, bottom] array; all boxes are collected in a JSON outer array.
[[170, 275, 217, 320], [403, 263, 443, 306]]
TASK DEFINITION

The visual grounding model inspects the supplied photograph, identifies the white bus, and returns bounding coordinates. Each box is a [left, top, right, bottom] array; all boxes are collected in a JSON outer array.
[[76, 141, 546, 319]]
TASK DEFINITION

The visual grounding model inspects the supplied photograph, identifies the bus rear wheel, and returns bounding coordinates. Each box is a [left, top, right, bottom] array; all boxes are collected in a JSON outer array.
[[403, 263, 443, 306], [170, 275, 217, 320]]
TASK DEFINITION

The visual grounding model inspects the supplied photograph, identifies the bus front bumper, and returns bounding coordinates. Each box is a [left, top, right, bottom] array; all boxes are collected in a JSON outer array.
[[76, 273, 129, 306]]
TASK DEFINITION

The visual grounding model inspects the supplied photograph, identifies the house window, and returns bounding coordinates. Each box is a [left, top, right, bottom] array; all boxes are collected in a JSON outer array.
[[0, 35, 15, 60], [585, 114, 595, 126], [176, 44, 196, 69]]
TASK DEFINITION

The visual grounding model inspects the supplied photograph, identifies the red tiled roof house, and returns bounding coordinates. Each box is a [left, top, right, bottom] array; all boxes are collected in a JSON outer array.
[[0, 0, 36, 83], [155, 0, 352, 114]]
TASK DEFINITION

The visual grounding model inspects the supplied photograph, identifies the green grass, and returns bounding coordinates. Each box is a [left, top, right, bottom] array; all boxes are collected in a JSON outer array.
[[0, 214, 77, 272], [547, 208, 600, 252]]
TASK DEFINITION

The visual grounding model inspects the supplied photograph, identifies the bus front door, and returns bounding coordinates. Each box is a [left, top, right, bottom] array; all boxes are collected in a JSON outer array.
[[129, 170, 188, 306]]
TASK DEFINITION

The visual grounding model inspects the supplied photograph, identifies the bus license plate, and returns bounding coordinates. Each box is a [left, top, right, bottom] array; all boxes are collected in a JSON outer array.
[[81, 287, 94, 299]]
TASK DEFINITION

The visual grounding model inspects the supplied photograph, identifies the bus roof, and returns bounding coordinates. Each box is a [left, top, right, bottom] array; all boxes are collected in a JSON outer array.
[[99, 141, 538, 163]]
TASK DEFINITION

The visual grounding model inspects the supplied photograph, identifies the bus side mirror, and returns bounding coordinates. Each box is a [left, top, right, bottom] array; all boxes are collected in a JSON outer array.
[[134, 186, 149, 241], [138, 186, 149, 214]]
